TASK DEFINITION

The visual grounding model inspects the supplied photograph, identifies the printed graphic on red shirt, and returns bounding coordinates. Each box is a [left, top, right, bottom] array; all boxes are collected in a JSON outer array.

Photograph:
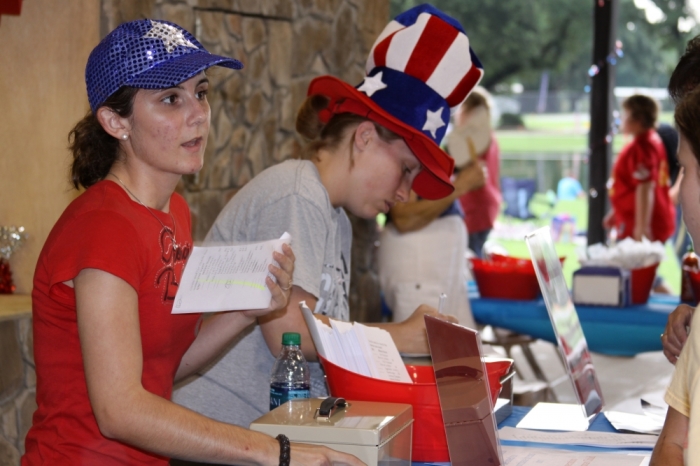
[[155, 226, 191, 302]]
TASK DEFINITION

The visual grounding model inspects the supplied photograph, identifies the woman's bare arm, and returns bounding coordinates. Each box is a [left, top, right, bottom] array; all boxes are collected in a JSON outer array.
[[650, 406, 687, 466], [633, 181, 653, 240], [259, 285, 322, 361], [176, 245, 295, 380], [75, 268, 363, 465]]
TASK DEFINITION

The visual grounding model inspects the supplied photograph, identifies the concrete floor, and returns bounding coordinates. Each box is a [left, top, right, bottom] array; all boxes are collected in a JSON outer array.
[[497, 336, 675, 413]]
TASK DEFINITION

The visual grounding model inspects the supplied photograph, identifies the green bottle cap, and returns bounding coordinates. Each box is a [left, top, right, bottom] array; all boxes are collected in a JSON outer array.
[[282, 332, 301, 346]]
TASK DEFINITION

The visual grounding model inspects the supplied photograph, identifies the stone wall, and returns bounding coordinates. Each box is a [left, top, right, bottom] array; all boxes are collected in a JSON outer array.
[[104, 0, 389, 323], [0, 318, 35, 464]]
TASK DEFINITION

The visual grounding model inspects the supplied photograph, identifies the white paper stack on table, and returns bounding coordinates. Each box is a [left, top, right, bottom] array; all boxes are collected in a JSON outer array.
[[172, 233, 291, 313], [301, 302, 412, 383]]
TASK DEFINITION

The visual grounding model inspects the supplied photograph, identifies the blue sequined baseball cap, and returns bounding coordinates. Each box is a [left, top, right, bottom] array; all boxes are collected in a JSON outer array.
[[86, 19, 243, 112]]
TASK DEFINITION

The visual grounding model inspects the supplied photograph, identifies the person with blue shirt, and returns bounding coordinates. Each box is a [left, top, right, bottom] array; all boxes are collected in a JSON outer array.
[[557, 169, 585, 201]]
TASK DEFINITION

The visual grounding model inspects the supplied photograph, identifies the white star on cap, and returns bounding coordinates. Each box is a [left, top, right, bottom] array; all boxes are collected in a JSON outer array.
[[357, 72, 387, 97], [422, 107, 445, 138], [143, 21, 199, 53]]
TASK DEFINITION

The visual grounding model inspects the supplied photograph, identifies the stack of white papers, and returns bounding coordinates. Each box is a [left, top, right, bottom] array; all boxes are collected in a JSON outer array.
[[172, 233, 291, 313], [500, 427, 657, 449], [301, 302, 412, 383]]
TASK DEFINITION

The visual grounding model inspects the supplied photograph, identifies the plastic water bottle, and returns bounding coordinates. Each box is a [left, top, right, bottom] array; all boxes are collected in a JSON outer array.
[[269, 332, 310, 410]]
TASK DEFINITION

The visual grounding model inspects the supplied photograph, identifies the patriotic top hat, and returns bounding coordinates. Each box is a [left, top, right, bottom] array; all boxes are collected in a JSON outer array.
[[307, 4, 484, 200]]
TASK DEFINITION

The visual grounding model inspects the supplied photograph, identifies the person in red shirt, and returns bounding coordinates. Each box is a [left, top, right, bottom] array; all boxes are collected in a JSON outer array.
[[604, 94, 676, 242], [451, 87, 502, 258], [21, 18, 361, 466]]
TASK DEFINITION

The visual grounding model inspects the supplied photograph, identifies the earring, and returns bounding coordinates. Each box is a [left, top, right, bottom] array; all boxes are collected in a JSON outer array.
[[121, 134, 128, 140]]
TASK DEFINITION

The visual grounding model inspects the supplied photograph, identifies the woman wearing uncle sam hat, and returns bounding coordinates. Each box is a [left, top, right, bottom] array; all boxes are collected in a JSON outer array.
[[172, 2, 484, 435], [22, 19, 363, 466]]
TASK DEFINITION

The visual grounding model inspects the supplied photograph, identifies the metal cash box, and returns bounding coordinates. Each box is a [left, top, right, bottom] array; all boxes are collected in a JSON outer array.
[[250, 397, 413, 466]]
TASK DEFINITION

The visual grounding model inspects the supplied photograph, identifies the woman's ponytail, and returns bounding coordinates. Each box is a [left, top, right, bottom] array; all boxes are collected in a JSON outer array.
[[68, 86, 138, 189]]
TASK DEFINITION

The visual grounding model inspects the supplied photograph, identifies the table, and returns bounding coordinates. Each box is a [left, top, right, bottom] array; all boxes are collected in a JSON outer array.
[[0, 293, 31, 322], [470, 289, 677, 356]]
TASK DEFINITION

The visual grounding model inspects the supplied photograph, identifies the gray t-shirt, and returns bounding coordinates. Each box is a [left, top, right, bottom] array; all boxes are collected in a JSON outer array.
[[172, 159, 352, 427]]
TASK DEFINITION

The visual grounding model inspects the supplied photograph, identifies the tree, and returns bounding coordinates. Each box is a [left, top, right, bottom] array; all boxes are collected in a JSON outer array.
[[390, 0, 699, 91], [616, 0, 694, 88], [391, 0, 591, 90]]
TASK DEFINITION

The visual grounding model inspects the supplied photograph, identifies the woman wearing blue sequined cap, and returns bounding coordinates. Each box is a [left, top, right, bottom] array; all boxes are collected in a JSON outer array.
[[22, 19, 362, 466]]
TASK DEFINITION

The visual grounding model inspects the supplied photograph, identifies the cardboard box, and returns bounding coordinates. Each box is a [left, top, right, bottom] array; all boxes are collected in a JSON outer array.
[[572, 266, 631, 307], [250, 398, 413, 466]]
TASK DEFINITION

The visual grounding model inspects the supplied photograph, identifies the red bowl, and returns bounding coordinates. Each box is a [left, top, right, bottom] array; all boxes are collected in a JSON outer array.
[[470, 257, 540, 300], [319, 355, 512, 462], [471, 254, 567, 300], [487, 253, 537, 271]]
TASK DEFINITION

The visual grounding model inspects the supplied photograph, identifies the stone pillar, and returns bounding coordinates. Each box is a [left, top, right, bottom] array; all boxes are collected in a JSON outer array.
[[0, 317, 35, 465]]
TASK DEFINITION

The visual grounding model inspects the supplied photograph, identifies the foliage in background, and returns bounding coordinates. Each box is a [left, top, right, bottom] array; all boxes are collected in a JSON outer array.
[[390, 0, 699, 91], [391, 0, 590, 89]]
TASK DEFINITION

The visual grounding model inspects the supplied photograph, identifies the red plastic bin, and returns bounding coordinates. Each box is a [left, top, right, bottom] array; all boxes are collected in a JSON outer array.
[[319, 355, 512, 463], [469, 258, 540, 300], [630, 263, 659, 304]]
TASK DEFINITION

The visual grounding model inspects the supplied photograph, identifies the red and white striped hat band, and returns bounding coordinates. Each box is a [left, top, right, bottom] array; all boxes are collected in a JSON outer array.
[[307, 4, 483, 200]]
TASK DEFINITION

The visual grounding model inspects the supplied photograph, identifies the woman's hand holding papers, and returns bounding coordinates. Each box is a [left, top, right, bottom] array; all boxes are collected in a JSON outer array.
[[662, 303, 694, 364], [176, 245, 296, 380], [242, 244, 296, 319]]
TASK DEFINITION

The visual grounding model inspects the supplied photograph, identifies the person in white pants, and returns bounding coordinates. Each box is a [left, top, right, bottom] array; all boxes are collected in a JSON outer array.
[[378, 161, 485, 328]]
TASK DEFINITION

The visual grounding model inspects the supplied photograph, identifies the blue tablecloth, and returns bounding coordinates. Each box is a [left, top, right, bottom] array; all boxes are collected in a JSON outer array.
[[470, 285, 678, 356]]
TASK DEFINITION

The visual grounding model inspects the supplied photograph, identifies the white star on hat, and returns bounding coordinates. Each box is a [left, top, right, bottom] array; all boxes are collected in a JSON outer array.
[[357, 72, 388, 97], [144, 21, 199, 53], [423, 107, 445, 138]]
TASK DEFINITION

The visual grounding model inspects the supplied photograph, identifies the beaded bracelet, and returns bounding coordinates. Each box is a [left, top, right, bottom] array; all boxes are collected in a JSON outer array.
[[276, 434, 291, 466]]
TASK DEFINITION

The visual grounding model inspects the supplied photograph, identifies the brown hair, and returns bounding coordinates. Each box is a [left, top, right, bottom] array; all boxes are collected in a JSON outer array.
[[295, 95, 402, 159], [669, 35, 700, 104], [69, 86, 139, 189], [622, 94, 659, 130], [461, 88, 490, 114], [675, 85, 700, 166]]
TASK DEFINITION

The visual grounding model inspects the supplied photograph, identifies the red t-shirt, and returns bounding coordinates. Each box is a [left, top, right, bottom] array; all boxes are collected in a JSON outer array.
[[609, 129, 675, 242], [23, 180, 200, 466], [458, 135, 502, 233]]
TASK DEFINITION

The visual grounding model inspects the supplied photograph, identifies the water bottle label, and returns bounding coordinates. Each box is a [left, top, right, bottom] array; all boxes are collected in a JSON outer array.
[[270, 385, 310, 410]]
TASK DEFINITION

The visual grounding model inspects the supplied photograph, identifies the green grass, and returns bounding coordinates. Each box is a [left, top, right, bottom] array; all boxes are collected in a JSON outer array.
[[495, 111, 674, 154], [496, 133, 598, 153]]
